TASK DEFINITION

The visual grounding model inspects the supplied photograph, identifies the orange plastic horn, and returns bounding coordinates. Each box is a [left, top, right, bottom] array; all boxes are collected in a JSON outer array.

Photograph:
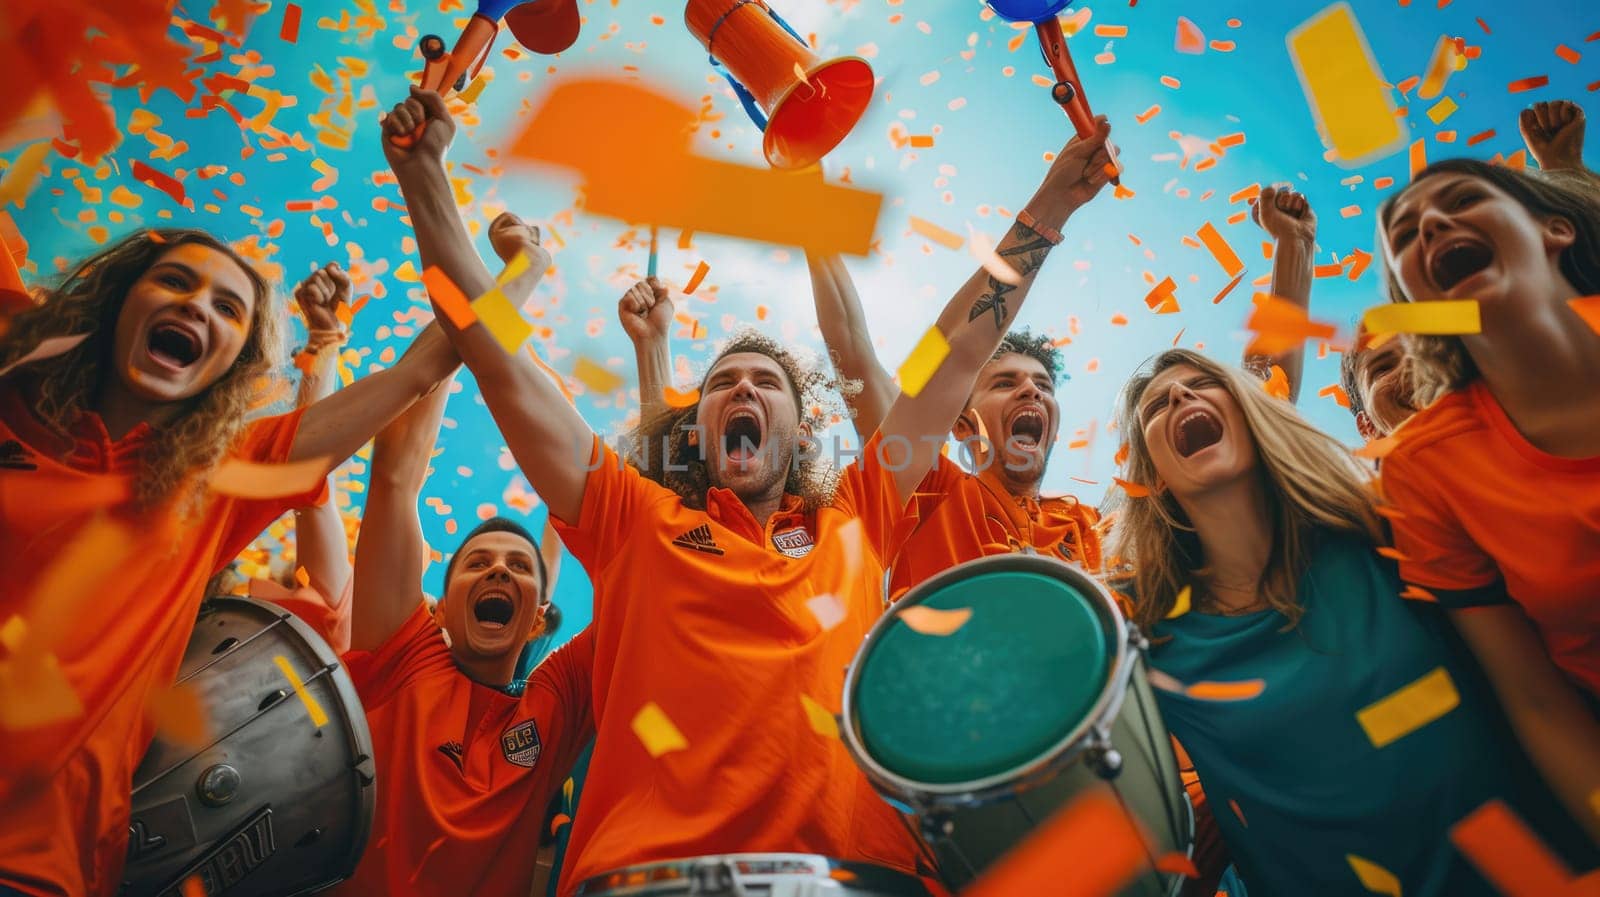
[[685, 0, 874, 170], [389, 15, 499, 148]]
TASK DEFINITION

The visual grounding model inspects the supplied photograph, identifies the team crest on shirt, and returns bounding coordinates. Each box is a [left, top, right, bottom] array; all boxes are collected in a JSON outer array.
[[772, 527, 815, 558], [501, 720, 542, 768]]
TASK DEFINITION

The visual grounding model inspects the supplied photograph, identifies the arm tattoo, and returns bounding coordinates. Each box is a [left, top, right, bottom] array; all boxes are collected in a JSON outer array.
[[968, 220, 1056, 328]]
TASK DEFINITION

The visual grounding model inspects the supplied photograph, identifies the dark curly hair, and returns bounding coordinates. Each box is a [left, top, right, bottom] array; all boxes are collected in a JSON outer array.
[[0, 228, 282, 509], [990, 328, 1064, 387], [625, 329, 844, 512]]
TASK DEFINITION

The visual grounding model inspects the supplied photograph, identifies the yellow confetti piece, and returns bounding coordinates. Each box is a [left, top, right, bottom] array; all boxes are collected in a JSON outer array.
[[496, 249, 531, 285], [1362, 300, 1481, 335], [573, 357, 624, 393], [471, 288, 534, 355], [799, 694, 840, 739], [632, 701, 688, 757], [806, 593, 846, 631], [273, 654, 329, 728], [897, 604, 973, 636], [1357, 666, 1459, 748], [909, 215, 964, 250], [1426, 96, 1459, 125], [1346, 854, 1402, 897], [1287, 3, 1406, 167], [0, 141, 53, 208], [1165, 585, 1192, 619], [896, 326, 950, 398], [210, 457, 331, 499]]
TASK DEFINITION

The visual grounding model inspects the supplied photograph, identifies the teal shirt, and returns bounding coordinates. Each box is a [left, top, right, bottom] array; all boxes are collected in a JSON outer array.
[[1149, 533, 1592, 897]]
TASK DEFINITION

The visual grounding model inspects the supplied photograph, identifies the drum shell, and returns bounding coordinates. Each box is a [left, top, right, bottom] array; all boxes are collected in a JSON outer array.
[[575, 853, 931, 896], [121, 597, 376, 897], [841, 554, 1192, 895]]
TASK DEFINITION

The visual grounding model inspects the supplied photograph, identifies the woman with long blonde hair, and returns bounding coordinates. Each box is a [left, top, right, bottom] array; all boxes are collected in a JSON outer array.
[[0, 226, 461, 896], [1105, 348, 1593, 895], [1375, 157, 1600, 842]]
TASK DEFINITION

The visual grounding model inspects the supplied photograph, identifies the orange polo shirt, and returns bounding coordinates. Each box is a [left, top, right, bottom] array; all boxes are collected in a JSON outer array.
[[331, 607, 595, 896], [552, 435, 929, 896], [247, 576, 353, 654], [1379, 380, 1600, 697], [887, 457, 1101, 600], [0, 385, 323, 897]]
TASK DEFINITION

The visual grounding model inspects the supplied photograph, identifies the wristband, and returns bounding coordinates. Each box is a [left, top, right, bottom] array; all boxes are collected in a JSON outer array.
[[1016, 209, 1063, 246], [303, 328, 349, 353]]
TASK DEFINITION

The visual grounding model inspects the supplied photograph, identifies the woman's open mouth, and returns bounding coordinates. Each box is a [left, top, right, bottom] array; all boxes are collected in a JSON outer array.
[[1173, 408, 1224, 458], [147, 322, 203, 370], [1427, 237, 1493, 296]]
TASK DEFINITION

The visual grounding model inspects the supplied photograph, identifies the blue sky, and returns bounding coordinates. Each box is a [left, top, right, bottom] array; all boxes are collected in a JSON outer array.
[[5, 0, 1595, 643]]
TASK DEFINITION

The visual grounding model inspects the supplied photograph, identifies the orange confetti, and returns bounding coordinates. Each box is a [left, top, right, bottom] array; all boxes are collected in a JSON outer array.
[[1399, 585, 1438, 602], [683, 260, 711, 294], [1211, 272, 1246, 305], [908, 216, 964, 250], [1185, 679, 1267, 701], [421, 266, 479, 329], [1354, 434, 1402, 460], [1175, 17, 1205, 54], [210, 457, 331, 499], [573, 357, 624, 394], [1144, 276, 1179, 314], [1507, 75, 1550, 93], [1112, 477, 1149, 498], [1244, 294, 1337, 356], [182, 876, 207, 897], [1556, 44, 1582, 65], [662, 385, 701, 408], [280, 3, 302, 43], [963, 790, 1151, 897], [131, 160, 188, 207], [896, 604, 973, 636], [1159, 75, 1181, 89], [1197, 222, 1245, 278], [1569, 296, 1600, 333], [147, 683, 210, 749], [1263, 365, 1291, 399], [1135, 104, 1161, 124], [1318, 384, 1352, 408], [1451, 800, 1598, 897], [1094, 24, 1129, 38]]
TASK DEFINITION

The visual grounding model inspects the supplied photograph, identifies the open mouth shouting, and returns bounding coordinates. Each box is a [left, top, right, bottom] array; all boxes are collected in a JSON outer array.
[[1008, 405, 1048, 453], [146, 320, 205, 372], [1172, 407, 1224, 458], [472, 586, 518, 631], [721, 407, 765, 464], [1426, 236, 1494, 297]]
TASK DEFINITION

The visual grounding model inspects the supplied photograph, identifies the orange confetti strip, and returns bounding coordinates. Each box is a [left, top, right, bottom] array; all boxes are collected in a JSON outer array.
[[1135, 104, 1161, 124], [662, 385, 701, 408], [279, 3, 301, 42], [1354, 434, 1402, 460], [908, 216, 964, 250], [147, 683, 210, 749], [1111, 477, 1150, 498], [1418, 35, 1458, 100], [1185, 679, 1266, 701], [1319, 384, 1352, 408], [1556, 45, 1581, 64], [1144, 276, 1179, 314], [897, 604, 973, 636], [1466, 128, 1496, 146], [963, 790, 1151, 897], [182, 876, 207, 897], [1160, 76, 1181, 89], [210, 457, 330, 499], [131, 160, 188, 207], [1245, 294, 1337, 355], [1175, 16, 1205, 54], [1197, 222, 1245, 278], [1568, 296, 1600, 333], [421, 266, 478, 329], [1229, 183, 1261, 204], [1508, 75, 1550, 93], [1399, 585, 1438, 602], [1094, 24, 1129, 38], [1347, 248, 1374, 281], [1450, 800, 1595, 896], [683, 260, 711, 295], [1211, 272, 1246, 305]]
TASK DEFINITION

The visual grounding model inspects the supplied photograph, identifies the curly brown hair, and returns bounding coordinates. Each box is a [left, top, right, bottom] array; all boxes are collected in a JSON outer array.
[[0, 229, 284, 508], [1377, 159, 1600, 406], [990, 328, 1064, 387], [625, 329, 844, 512]]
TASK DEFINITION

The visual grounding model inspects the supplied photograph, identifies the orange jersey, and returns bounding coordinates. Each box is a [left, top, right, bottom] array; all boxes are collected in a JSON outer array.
[[0, 386, 324, 897], [1379, 380, 1600, 697], [247, 576, 353, 654], [331, 607, 595, 896], [887, 457, 1101, 600], [552, 435, 929, 895]]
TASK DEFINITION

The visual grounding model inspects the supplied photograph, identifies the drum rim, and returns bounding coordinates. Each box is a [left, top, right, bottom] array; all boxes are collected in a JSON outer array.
[[575, 853, 928, 896], [841, 552, 1141, 806]]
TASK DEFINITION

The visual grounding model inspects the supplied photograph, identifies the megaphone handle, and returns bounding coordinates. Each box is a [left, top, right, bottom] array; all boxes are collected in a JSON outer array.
[[1033, 17, 1118, 185], [386, 17, 498, 149]]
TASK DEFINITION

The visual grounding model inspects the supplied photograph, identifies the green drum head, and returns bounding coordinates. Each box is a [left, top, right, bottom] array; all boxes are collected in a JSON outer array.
[[854, 569, 1111, 785]]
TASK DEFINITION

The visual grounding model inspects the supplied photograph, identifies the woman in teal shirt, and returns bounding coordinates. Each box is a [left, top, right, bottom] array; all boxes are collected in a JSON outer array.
[[1104, 348, 1594, 895]]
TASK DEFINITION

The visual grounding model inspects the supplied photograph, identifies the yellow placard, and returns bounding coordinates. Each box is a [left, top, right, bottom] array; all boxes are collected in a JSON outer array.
[[896, 326, 951, 398], [1287, 3, 1406, 168], [1362, 300, 1481, 335]]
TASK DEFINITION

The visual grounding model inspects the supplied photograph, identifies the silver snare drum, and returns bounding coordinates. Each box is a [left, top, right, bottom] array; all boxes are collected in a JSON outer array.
[[120, 597, 376, 897]]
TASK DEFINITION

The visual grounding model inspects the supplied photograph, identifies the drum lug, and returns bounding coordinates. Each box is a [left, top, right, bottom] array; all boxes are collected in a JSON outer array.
[[197, 764, 240, 807], [353, 752, 376, 786], [1126, 623, 1150, 652], [688, 858, 747, 896], [1086, 730, 1123, 780]]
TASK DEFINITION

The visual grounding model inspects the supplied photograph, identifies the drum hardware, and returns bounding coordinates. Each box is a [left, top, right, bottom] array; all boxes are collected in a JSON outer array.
[[688, 857, 745, 896], [197, 765, 240, 807]]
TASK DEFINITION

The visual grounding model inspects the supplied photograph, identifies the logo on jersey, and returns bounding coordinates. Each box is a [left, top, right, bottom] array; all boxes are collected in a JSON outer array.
[[671, 524, 724, 556], [0, 440, 36, 471], [771, 527, 815, 558], [501, 720, 542, 768], [437, 741, 465, 772]]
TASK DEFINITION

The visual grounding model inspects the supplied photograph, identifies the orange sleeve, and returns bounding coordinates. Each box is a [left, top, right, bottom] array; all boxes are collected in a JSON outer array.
[[527, 626, 597, 778], [209, 409, 331, 574], [551, 437, 668, 582], [1378, 451, 1507, 606], [832, 433, 919, 565], [343, 603, 453, 707]]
